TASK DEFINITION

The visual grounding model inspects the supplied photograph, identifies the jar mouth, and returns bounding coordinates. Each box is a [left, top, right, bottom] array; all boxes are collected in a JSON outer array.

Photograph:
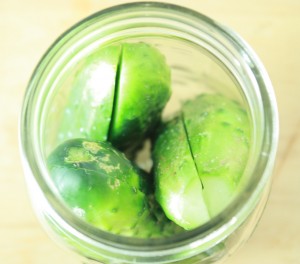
[[20, 1, 279, 256]]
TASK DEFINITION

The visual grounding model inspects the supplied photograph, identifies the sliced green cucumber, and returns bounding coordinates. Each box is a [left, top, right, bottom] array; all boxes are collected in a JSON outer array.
[[109, 42, 171, 151], [153, 117, 210, 230], [58, 45, 121, 143], [182, 94, 250, 216], [57, 42, 171, 152], [153, 94, 250, 229]]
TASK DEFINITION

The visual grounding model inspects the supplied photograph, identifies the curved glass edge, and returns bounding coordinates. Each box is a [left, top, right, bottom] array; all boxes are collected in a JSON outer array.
[[19, 1, 279, 262]]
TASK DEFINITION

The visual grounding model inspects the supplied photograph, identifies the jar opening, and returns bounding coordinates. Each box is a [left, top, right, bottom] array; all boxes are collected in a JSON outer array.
[[20, 2, 278, 262]]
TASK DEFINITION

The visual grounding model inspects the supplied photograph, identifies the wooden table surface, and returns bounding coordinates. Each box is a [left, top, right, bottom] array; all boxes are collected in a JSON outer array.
[[1, 1, 299, 263]]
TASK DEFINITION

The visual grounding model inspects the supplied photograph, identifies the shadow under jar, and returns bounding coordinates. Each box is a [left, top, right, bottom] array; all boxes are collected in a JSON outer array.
[[19, 2, 279, 264]]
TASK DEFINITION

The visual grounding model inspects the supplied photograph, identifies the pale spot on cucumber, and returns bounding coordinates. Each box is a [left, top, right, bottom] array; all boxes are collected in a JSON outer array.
[[82, 141, 102, 154], [202, 176, 235, 217], [100, 154, 110, 162], [65, 147, 95, 163], [107, 178, 121, 190], [99, 163, 120, 173]]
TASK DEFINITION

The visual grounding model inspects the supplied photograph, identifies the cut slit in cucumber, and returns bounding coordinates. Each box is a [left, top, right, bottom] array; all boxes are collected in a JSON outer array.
[[57, 42, 171, 153], [153, 94, 250, 230], [107, 44, 123, 143], [153, 116, 210, 230], [181, 112, 204, 190], [108, 42, 171, 151], [182, 94, 250, 218], [57, 44, 122, 144]]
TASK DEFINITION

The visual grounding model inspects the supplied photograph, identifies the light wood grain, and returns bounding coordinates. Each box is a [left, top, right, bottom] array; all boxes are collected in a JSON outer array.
[[1, 0, 299, 263]]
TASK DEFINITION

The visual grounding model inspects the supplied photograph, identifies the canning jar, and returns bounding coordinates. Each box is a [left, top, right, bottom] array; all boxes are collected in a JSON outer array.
[[19, 2, 278, 263]]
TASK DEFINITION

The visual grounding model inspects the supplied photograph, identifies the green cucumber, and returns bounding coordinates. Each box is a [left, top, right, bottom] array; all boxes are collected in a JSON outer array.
[[153, 94, 250, 229], [58, 44, 121, 143], [182, 94, 250, 217], [47, 138, 182, 237], [109, 42, 171, 151], [57, 42, 171, 152], [152, 117, 210, 230]]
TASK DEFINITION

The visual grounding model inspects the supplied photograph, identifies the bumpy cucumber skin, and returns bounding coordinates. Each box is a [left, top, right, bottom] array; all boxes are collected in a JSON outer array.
[[47, 138, 182, 237], [152, 117, 210, 230], [109, 42, 171, 151], [182, 94, 250, 217], [58, 42, 171, 153], [153, 94, 250, 230], [58, 45, 122, 144]]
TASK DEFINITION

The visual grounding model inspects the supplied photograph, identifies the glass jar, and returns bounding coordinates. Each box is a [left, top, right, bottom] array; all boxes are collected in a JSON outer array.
[[19, 2, 278, 264]]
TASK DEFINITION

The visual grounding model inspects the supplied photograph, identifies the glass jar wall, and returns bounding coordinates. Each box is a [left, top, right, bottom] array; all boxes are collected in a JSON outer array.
[[19, 2, 278, 263]]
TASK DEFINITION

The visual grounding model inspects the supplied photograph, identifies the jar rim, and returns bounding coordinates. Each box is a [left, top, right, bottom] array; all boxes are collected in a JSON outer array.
[[19, 1, 279, 260]]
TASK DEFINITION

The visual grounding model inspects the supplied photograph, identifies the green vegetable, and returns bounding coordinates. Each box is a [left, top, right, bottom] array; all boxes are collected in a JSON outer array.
[[58, 42, 171, 151], [47, 138, 182, 237], [153, 94, 250, 230], [152, 116, 210, 229], [182, 94, 250, 216], [58, 45, 121, 143], [51, 40, 250, 236], [109, 43, 171, 150]]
